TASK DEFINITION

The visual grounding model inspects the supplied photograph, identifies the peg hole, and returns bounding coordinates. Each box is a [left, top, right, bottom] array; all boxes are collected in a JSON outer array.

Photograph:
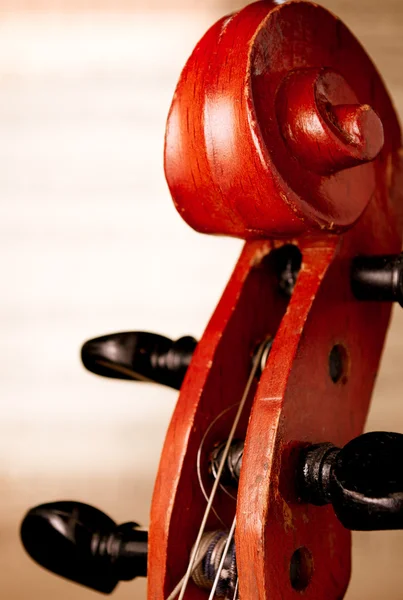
[[272, 244, 302, 297], [328, 344, 348, 384], [290, 546, 313, 591]]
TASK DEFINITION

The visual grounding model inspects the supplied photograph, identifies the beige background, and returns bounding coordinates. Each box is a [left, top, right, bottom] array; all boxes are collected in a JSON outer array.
[[0, 0, 402, 598]]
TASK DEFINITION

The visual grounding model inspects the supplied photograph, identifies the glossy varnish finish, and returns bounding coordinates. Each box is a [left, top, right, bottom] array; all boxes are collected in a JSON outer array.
[[151, 1, 403, 600], [150, 240, 290, 599], [164, 1, 400, 239]]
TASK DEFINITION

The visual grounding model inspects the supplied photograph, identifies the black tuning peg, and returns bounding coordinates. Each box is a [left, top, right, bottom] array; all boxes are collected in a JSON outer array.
[[20, 501, 147, 594], [81, 332, 197, 390], [299, 431, 403, 530], [351, 253, 403, 306]]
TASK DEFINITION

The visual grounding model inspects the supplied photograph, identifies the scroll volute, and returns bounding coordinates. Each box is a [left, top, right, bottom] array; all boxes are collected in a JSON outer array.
[[151, 2, 403, 600], [164, 0, 401, 240]]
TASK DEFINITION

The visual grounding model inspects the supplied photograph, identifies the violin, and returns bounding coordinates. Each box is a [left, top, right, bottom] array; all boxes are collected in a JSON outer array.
[[19, 1, 403, 599]]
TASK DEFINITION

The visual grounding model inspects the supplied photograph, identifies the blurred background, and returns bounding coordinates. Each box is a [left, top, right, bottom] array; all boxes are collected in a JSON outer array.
[[0, 0, 402, 598]]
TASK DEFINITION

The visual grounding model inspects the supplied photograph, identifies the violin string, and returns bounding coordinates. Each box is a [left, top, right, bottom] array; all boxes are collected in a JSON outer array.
[[218, 481, 237, 502], [196, 404, 240, 527], [168, 341, 266, 600], [164, 553, 206, 600], [207, 516, 236, 600], [232, 576, 239, 600]]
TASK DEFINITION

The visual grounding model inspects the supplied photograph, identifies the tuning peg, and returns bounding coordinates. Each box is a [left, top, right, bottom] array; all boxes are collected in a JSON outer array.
[[299, 432, 403, 530], [351, 253, 403, 306], [81, 332, 197, 390], [20, 501, 147, 594]]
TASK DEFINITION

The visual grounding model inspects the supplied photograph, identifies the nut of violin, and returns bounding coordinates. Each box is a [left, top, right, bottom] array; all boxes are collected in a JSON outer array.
[[276, 68, 384, 175]]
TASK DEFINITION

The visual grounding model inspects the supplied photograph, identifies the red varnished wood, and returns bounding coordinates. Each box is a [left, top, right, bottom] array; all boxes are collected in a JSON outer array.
[[151, 1, 403, 600], [149, 240, 290, 599], [236, 147, 403, 598], [276, 69, 384, 175], [165, 1, 400, 238], [238, 197, 403, 600]]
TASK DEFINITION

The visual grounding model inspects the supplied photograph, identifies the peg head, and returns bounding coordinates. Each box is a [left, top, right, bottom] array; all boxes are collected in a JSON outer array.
[[81, 332, 196, 390], [351, 253, 403, 306], [20, 501, 148, 594], [299, 432, 403, 531], [332, 432, 403, 530], [21, 501, 120, 593]]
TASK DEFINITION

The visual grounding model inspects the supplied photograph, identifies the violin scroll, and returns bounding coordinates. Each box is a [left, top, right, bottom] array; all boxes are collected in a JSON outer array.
[[19, 1, 403, 600], [165, 1, 400, 239]]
